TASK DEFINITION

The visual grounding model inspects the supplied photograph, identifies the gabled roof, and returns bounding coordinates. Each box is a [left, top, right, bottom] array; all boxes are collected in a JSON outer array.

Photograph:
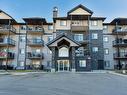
[[47, 33, 81, 47], [67, 4, 93, 16], [0, 9, 17, 24], [110, 18, 127, 25]]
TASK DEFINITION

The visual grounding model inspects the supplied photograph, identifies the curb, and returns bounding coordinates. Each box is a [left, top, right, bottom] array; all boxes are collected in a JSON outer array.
[[108, 71, 127, 77]]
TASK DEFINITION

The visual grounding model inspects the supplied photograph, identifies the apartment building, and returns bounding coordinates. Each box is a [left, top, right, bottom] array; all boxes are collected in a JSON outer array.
[[0, 4, 126, 72], [103, 18, 127, 70]]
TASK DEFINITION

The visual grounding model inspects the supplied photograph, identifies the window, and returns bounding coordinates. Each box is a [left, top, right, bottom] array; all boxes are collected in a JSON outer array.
[[103, 36, 109, 42], [48, 25, 53, 30], [79, 60, 86, 67], [72, 21, 83, 26], [103, 25, 108, 30], [20, 49, 25, 54], [60, 20, 67, 26], [19, 61, 24, 67], [74, 34, 83, 41], [48, 36, 53, 42], [59, 47, 69, 57], [105, 61, 110, 67], [20, 25, 26, 30], [76, 47, 84, 56], [92, 47, 98, 53], [20, 36, 26, 42], [91, 21, 98, 26], [104, 48, 109, 55], [47, 61, 51, 67], [92, 33, 98, 39]]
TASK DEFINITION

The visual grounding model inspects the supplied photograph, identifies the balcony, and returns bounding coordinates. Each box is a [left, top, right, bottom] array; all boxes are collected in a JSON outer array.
[[73, 35, 89, 44], [71, 25, 88, 32], [27, 52, 44, 59], [0, 25, 16, 34], [112, 28, 127, 35], [0, 52, 15, 59], [114, 52, 127, 59], [27, 39, 44, 47], [113, 39, 127, 47], [27, 27, 44, 35], [0, 38, 15, 47]]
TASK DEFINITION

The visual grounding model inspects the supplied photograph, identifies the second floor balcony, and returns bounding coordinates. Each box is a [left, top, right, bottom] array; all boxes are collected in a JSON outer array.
[[0, 38, 16, 47], [27, 39, 44, 47], [0, 52, 15, 59], [113, 52, 127, 59], [27, 52, 44, 59], [0, 25, 16, 34]]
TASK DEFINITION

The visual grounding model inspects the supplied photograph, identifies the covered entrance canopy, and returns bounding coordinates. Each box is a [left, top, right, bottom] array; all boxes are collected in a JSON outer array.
[[47, 33, 80, 72]]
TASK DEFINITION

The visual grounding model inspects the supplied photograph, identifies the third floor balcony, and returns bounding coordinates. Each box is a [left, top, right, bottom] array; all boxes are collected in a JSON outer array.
[[27, 39, 44, 47]]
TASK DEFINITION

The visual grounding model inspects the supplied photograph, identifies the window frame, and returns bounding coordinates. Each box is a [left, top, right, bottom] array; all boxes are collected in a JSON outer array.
[[92, 33, 98, 40], [92, 47, 98, 53], [104, 48, 109, 55], [79, 60, 86, 67], [60, 20, 67, 26]]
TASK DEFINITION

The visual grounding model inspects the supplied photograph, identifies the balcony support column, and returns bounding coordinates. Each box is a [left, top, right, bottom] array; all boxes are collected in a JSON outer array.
[[51, 47, 56, 72], [71, 47, 76, 72]]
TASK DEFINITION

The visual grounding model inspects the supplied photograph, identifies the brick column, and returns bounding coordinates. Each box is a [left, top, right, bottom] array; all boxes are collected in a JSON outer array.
[[71, 47, 76, 72], [51, 47, 55, 72]]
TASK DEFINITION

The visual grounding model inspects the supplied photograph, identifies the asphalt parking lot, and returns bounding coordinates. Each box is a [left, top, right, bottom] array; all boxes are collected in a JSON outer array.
[[0, 73, 127, 95]]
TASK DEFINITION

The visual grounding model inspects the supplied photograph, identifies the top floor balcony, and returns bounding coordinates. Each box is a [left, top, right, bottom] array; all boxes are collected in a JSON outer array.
[[71, 21, 88, 32], [112, 27, 127, 35], [0, 25, 16, 35], [27, 26, 44, 35], [113, 39, 127, 47]]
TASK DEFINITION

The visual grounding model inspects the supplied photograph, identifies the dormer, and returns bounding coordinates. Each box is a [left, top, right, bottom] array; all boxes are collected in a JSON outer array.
[[67, 4, 93, 16]]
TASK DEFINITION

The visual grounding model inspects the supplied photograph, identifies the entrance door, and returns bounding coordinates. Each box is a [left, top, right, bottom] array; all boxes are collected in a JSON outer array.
[[57, 60, 70, 71]]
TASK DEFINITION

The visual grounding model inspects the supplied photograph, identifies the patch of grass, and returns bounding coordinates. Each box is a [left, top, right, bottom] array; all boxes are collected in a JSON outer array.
[[6, 70, 43, 72]]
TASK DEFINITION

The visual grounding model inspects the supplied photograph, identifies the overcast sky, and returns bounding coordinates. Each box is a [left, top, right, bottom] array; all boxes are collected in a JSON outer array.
[[0, 0, 127, 23]]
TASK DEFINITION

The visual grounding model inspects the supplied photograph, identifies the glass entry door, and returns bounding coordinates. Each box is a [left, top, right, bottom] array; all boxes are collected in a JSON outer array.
[[57, 60, 70, 71]]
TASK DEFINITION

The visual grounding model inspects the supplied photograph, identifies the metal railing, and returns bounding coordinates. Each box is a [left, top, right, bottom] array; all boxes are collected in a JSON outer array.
[[0, 52, 15, 59], [27, 27, 44, 33], [0, 38, 15, 45], [114, 52, 127, 58], [27, 52, 44, 59], [0, 25, 16, 33], [27, 39, 44, 45]]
